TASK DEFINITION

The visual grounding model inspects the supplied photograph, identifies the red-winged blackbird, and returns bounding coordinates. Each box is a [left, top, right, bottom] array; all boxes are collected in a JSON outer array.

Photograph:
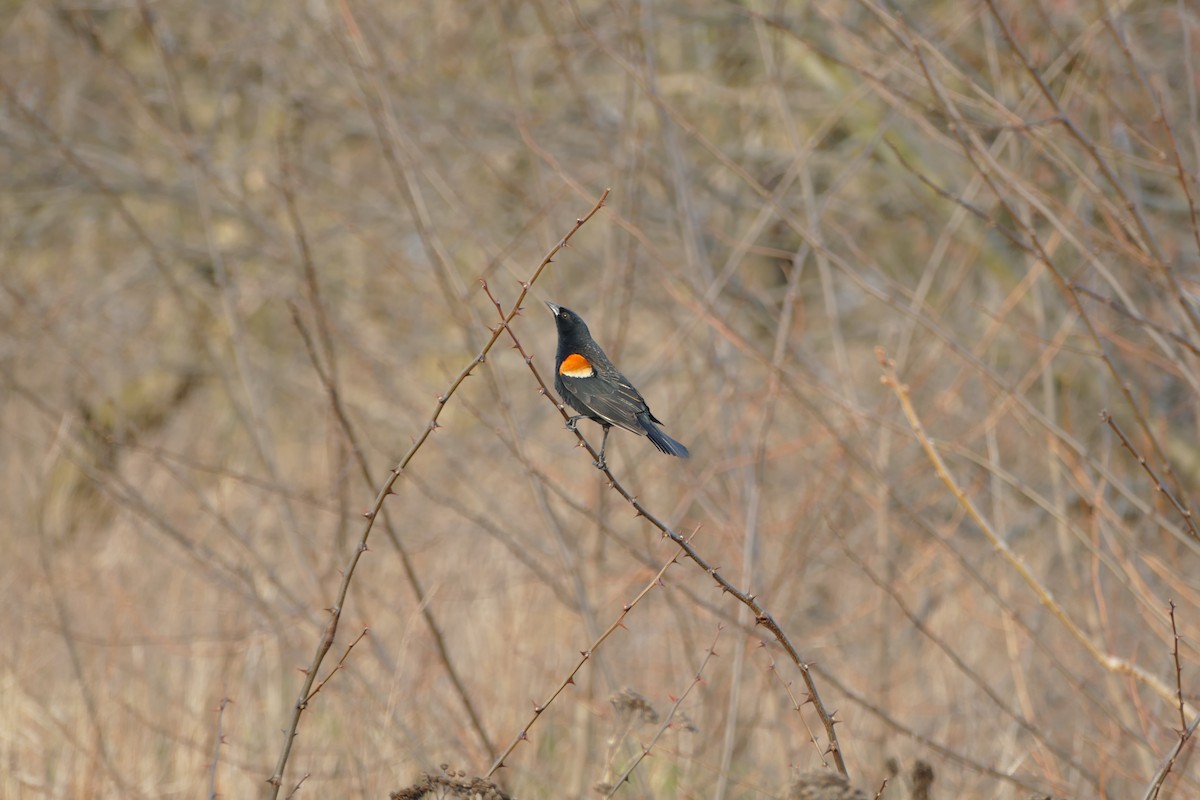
[[547, 302, 689, 468]]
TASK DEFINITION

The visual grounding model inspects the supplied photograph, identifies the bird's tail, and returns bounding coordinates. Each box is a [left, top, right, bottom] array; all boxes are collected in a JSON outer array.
[[639, 414, 690, 459]]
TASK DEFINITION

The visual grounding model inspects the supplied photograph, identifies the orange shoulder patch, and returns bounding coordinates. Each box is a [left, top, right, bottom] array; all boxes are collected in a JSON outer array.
[[559, 353, 595, 378]]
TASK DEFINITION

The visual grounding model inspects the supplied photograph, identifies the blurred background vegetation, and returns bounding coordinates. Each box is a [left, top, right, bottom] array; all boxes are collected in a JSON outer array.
[[2, 0, 1199, 797]]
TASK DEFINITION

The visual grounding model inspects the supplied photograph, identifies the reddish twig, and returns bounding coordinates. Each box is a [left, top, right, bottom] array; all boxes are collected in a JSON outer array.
[[266, 188, 610, 797], [486, 541, 686, 776], [1142, 600, 1197, 800], [880, 348, 1194, 716], [302, 628, 368, 705], [1171, 601, 1187, 734], [762, 643, 827, 766], [289, 300, 497, 756], [284, 773, 311, 800], [603, 625, 723, 798], [482, 286, 849, 776], [1101, 411, 1200, 543], [207, 697, 231, 800]]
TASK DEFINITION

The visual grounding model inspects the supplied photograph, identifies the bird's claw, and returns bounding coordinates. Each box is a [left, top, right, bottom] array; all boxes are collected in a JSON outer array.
[[593, 455, 608, 471]]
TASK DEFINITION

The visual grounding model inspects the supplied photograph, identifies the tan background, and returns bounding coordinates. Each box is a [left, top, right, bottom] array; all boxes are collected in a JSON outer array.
[[2, 1, 1198, 798]]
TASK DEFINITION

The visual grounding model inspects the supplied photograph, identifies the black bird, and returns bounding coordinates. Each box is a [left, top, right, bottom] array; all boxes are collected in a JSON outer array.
[[546, 302, 689, 468]]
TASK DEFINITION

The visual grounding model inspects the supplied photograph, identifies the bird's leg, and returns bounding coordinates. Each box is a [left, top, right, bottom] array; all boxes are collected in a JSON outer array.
[[565, 415, 587, 432], [595, 425, 611, 470]]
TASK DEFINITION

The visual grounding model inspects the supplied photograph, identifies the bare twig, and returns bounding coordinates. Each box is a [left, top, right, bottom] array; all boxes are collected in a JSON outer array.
[[1141, 713, 1200, 800], [289, 302, 497, 757], [486, 539, 686, 776], [266, 188, 610, 796], [1073, 286, 1200, 359], [1171, 600, 1187, 734], [603, 625, 722, 798], [302, 628, 368, 705], [1142, 605, 1198, 800], [482, 287, 849, 776], [208, 697, 231, 800], [762, 646, 827, 768], [284, 773, 310, 800], [839, 528, 1098, 787], [1100, 411, 1200, 543], [878, 348, 1196, 716]]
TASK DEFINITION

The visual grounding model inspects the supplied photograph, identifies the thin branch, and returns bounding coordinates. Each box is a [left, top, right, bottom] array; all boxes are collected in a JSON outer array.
[[603, 625, 723, 798], [1143, 606, 1198, 800], [1171, 600, 1187, 734], [266, 188, 610, 796], [762, 647, 827, 768], [486, 538, 685, 776], [878, 347, 1196, 717], [208, 698, 231, 800], [1100, 411, 1200, 543], [284, 773, 311, 800], [482, 286, 849, 776], [290, 301, 498, 756], [302, 628, 368, 705], [839, 528, 1098, 787], [1073, 286, 1200, 359]]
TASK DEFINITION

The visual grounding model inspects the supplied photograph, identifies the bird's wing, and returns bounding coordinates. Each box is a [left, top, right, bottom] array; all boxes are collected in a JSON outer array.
[[559, 372, 648, 435]]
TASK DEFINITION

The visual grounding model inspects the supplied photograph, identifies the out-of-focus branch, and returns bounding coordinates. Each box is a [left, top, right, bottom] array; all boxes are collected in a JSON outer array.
[[485, 541, 685, 777], [878, 347, 1196, 717], [602, 626, 722, 799], [266, 189, 610, 797], [1100, 411, 1200, 543]]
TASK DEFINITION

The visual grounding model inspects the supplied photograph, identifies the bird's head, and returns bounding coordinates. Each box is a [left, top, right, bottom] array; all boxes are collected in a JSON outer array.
[[545, 302, 593, 340]]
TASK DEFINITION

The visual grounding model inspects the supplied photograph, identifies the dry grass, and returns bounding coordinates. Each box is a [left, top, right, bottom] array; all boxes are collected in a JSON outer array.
[[2, 1, 1199, 797]]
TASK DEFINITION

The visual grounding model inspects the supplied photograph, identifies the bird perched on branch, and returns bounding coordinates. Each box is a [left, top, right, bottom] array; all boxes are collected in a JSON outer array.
[[546, 302, 689, 469]]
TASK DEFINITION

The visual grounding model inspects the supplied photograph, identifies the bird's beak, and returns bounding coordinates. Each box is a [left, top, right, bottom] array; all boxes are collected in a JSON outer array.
[[545, 301, 561, 317]]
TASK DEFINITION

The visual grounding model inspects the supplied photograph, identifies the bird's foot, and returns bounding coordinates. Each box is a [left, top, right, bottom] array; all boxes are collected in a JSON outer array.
[[565, 415, 585, 432], [593, 454, 608, 471]]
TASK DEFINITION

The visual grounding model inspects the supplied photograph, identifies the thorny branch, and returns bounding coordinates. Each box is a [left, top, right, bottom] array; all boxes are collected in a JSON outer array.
[[602, 626, 723, 798], [482, 284, 849, 776], [1100, 410, 1200, 543], [486, 541, 686, 776], [266, 189, 610, 797]]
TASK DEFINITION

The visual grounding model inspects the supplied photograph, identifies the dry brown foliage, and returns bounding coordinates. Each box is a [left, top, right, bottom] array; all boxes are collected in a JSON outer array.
[[2, 1, 1198, 798]]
